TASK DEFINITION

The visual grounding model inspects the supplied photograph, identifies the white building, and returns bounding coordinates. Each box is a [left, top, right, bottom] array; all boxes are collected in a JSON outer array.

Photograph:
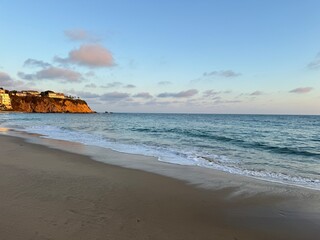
[[47, 92, 65, 99], [26, 90, 40, 96], [15, 92, 27, 97], [11, 90, 41, 97], [0, 90, 12, 110]]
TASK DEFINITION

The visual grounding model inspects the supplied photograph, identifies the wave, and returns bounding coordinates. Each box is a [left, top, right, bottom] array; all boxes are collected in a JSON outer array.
[[132, 127, 320, 157], [2, 112, 319, 191], [13, 124, 319, 191]]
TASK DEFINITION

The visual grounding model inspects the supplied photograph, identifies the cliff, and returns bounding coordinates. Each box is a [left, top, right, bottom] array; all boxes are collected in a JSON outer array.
[[10, 96, 94, 113]]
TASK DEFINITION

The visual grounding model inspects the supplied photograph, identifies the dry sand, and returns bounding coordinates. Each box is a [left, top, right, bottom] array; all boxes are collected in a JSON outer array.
[[0, 134, 319, 240]]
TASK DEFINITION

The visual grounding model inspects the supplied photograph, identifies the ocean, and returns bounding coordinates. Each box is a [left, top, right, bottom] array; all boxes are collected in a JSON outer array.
[[1, 113, 319, 190]]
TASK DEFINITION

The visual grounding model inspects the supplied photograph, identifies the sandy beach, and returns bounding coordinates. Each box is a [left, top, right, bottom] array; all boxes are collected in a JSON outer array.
[[0, 134, 319, 240]]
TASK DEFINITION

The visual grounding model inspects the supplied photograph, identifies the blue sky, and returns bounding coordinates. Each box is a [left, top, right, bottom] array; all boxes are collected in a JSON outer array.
[[1, 0, 320, 114]]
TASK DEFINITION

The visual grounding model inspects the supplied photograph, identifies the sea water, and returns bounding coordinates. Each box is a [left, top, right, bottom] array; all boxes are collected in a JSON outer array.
[[1, 113, 319, 190]]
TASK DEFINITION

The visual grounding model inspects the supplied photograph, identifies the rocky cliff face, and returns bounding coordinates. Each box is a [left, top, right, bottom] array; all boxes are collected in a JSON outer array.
[[10, 96, 94, 113]]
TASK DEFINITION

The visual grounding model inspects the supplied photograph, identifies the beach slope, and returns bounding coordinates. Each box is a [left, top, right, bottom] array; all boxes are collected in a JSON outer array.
[[0, 134, 319, 240]]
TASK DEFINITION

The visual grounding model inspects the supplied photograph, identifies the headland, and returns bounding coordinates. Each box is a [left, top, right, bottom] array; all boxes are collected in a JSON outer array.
[[0, 87, 93, 113]]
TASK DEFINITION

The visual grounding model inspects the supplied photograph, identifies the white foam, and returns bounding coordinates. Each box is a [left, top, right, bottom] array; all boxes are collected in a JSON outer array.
[[14, 124, 320, 191]]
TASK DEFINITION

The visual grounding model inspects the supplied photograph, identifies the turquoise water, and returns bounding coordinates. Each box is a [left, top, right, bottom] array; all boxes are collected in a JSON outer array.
[[1, 113, 320, 189]]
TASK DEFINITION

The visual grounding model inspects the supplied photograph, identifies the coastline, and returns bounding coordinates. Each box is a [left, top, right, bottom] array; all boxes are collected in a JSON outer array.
[[2, 112, 319, 191], [0, 133, 319, 239]]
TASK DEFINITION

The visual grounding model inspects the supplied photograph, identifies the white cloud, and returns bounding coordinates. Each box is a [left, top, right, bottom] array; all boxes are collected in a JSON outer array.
[[133, 92, 153, 99], [23, 58, 51, 68], [124, 84, 136, 89], [158, 81, 171, 85], [157, 89, 198, 98], [250, 91, 264, 96], [101, 82, 122, 88], [100, 92, 130, 101], [203, 70, 241, 78]]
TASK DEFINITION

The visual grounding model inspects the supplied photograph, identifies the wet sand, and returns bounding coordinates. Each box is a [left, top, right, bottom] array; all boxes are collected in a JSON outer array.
[[0, 134, 319, 240]]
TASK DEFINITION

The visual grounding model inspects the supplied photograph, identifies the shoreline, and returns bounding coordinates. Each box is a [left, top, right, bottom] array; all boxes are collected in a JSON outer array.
[[6, 127, 320, 194], [1, 113, 319, 192], [0, 133, 319, 239]]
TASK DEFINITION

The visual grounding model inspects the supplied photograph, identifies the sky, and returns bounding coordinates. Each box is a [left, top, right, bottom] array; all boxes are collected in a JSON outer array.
[[1, 0, 320, 114]]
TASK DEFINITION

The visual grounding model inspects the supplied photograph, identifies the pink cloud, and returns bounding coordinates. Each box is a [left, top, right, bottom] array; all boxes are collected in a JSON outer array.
[[289, 87, 313, 94], [55, 44, 115, 68]]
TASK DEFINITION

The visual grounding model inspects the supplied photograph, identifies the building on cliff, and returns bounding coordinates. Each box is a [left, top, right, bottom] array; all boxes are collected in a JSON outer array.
[[43, 91, 66, 99], [15, 92, 27, 97], [0, 88, 12, 110], [25, 90, 41, 96], [10, 90, 41, 97]]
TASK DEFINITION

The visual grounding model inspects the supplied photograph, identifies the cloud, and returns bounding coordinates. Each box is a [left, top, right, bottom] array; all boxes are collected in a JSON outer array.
[[2, 79, 32, 88], [212, 96, 222, 101], [65, 29, 90, 41], [18, 67, 83, 83], [85, 71, 95, 77], [158, 81, 171, 85], [67, 90, 100, 98], [133, 92, 153, 99], [289, 87, 313, 94], [0, 71, 12, 81], [191, 70, 241, 83], [23, 58, 51, 68], [17, 72, 34, 80], [203, 90, 220, 97], [101, 81, 122, 88], [100, 92, 130, 101], [0, 71, 27, 88], [124, 84, 136, 89], [55, 44, 115, 68], [250, 91, 264, 96], [157, 89, 198, 98], [214, 100, 242, 105], [64, 29, 101, 42], [203, 70, 241, 78], [77, 92, 100, 98], [145, 99, 180, 106], [307, 53, 320, 70], [37, 67, 83, 82], [202, 90, 232, 98], [85, 83, 97, 88], [174, 89, 198, 98]]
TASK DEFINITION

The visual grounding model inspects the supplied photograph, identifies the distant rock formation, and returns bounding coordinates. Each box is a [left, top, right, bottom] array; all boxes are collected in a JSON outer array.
[[10, 95, 94, 113]]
